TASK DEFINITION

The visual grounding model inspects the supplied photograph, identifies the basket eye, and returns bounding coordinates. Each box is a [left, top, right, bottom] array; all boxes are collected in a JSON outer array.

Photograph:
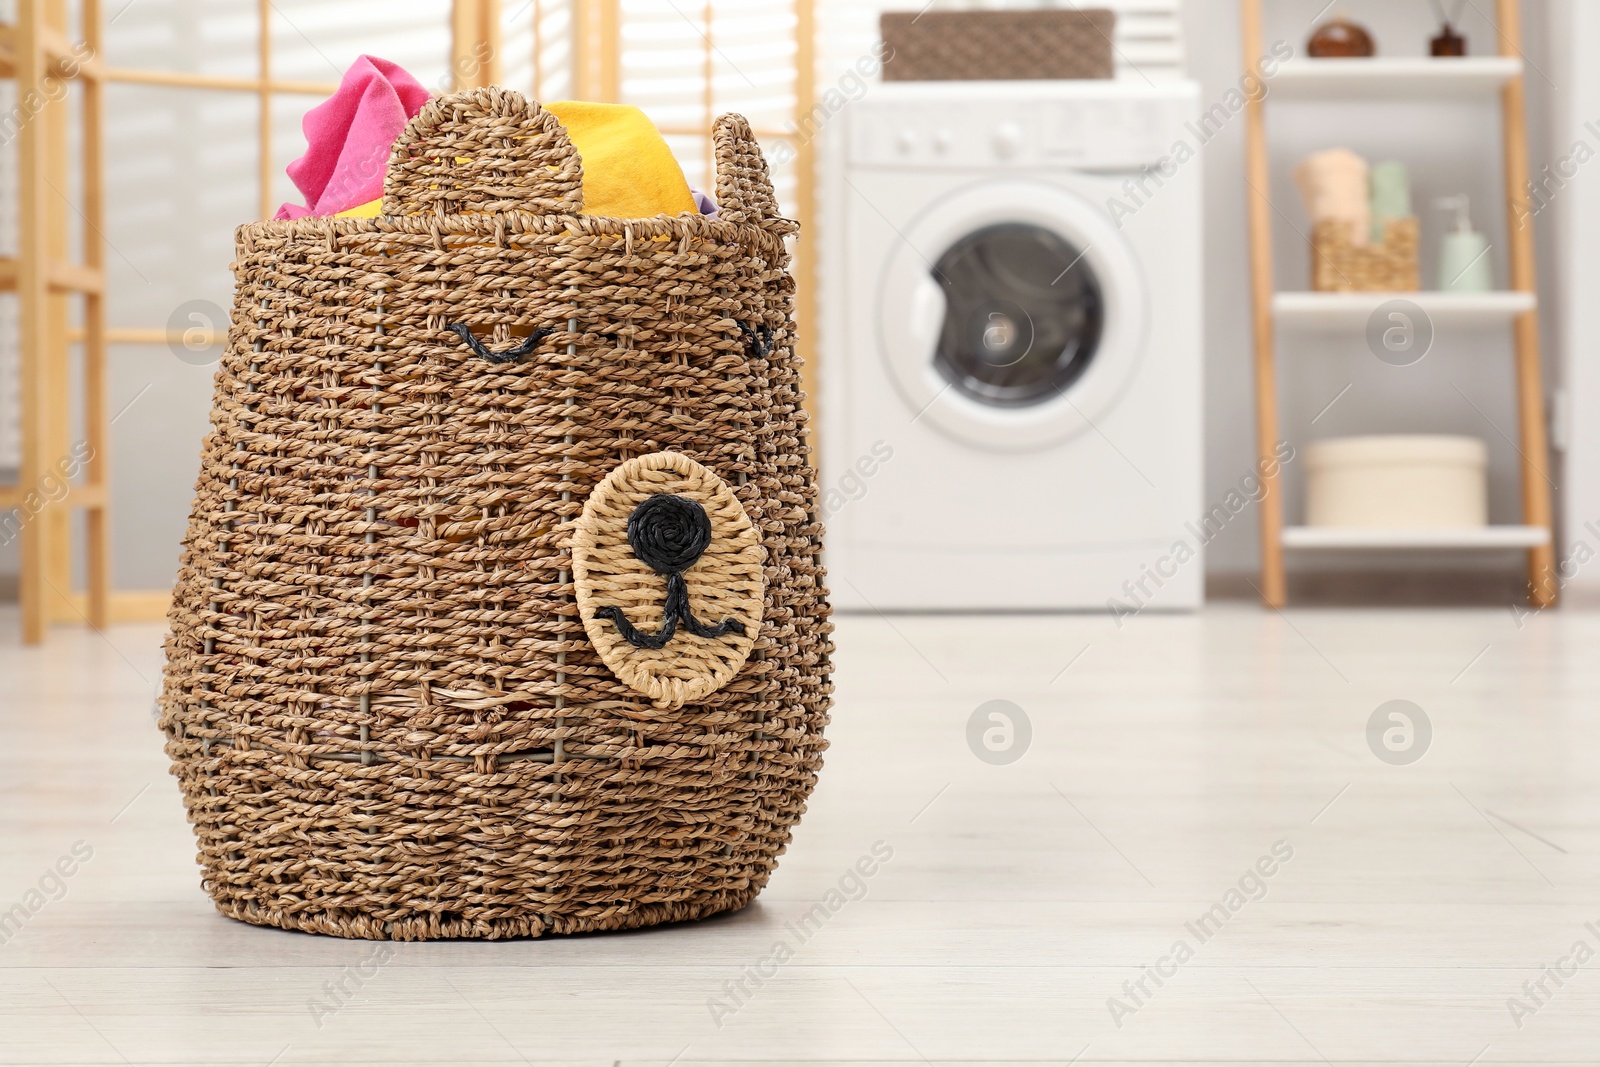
[[737, 321, 774, 359], [446, 322, 554, 363]]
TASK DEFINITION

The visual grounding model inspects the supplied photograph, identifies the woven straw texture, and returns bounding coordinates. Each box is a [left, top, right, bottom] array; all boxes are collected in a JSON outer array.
[[1312, 217, 1420, 292], [572, 452, 765, 710], [880, 9, 1116, 82], [158, 88, 833, 941]]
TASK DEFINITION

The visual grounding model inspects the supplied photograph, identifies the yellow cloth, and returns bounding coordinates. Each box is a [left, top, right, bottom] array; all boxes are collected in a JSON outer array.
[[336, 100, 695, 220], [546, 101, 696, 218], [337, 198, 382, 218]]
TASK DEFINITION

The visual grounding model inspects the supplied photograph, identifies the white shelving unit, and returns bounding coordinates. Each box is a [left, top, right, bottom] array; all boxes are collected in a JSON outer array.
[[1271, 57, 1522, 99], [1241, 0, 1556, 606], [1273, 291, 1538, 332], [1281, 525, 1552, 550]]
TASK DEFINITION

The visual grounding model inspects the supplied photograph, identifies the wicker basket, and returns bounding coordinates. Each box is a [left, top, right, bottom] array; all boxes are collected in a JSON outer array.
[[1311, 217, 1420, 292], [880, 9, 1116, 81], [158, 88, 833, 941]]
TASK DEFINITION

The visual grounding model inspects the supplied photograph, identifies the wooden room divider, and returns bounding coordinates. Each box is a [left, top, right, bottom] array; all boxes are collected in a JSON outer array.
[[1, 0, 111, 644]]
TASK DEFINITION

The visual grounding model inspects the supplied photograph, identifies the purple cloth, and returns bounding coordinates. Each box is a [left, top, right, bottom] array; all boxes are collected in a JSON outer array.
[[692, 188, 719, 218]]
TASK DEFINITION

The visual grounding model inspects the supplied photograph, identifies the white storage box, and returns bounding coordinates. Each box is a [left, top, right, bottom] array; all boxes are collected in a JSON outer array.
[[1305, 435, 1488, 528]]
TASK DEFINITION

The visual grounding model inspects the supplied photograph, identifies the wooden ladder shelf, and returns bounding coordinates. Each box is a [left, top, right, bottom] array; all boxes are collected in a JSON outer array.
[[1240, 0, 1557, 608], [1, 0, 111, 642]]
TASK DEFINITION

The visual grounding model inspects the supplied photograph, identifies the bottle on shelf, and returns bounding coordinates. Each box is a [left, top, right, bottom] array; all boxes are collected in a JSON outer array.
[[1435, 195, 1493, 291]]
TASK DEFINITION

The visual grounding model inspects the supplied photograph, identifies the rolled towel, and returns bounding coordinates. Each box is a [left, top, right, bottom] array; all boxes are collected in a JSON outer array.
[[1294, 148, 1370, 247], [1369, 160, 1412, 244]]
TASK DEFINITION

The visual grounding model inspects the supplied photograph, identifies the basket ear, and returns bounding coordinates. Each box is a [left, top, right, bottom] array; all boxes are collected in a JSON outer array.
[[383, 87, 584, 217], [712, 113, 794, 231]]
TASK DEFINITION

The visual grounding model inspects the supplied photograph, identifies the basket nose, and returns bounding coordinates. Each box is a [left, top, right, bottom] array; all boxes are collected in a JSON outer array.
[[382, 87, 585, 217]]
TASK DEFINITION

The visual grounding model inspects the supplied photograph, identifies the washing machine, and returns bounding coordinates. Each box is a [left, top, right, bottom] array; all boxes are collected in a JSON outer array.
[[821, 80, 1204, 611]]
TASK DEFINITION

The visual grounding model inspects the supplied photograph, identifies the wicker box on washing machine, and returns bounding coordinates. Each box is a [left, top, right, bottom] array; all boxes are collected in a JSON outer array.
[[880, 9, 1117, 81]]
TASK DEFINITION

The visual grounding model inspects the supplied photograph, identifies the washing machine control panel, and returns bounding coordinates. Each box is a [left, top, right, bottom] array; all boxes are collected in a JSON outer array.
[[849, 93, 1187, 171]]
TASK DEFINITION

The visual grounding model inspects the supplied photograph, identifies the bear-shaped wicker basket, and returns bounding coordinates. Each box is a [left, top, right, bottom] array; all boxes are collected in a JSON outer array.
[[158, 87, 832, 940]]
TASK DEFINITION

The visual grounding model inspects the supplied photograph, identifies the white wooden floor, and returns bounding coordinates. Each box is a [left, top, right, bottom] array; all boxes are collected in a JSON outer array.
[[3, 602, 1599, 1065]]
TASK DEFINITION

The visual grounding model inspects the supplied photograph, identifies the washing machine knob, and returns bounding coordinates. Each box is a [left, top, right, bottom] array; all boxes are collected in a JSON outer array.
[[932, 128, 952, 154], [896, 127, 918, 154], [993, 121, 1024, 159]]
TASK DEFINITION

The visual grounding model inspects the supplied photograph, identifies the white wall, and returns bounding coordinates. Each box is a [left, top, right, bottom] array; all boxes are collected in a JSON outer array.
[[1548, 0, 1600, 600]]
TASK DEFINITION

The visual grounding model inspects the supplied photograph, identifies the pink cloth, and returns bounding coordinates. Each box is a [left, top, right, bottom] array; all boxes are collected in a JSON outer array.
[[273, 55, 430, 220]]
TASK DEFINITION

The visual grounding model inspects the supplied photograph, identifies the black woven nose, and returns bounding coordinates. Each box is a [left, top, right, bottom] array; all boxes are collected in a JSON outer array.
[[627, 494, 713, 574]]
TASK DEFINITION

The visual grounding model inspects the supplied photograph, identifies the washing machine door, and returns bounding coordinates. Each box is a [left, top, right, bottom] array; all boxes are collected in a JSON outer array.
[[878, 178, 1148, 452]]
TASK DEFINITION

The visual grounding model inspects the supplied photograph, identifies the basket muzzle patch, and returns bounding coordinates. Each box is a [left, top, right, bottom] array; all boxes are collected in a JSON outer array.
[[573, 451, 765, 708]]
